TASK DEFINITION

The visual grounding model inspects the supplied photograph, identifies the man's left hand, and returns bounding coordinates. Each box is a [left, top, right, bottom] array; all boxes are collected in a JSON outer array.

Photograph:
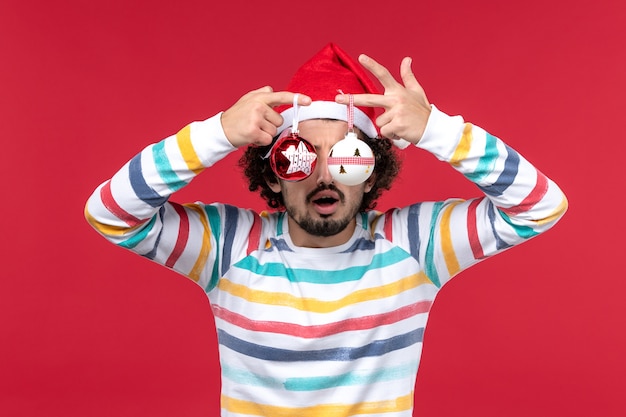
[[335, 54, 431, 144]]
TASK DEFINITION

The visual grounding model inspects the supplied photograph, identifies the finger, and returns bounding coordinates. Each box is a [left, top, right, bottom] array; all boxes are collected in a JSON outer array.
[[264, 91, 312, 108], [375, 110, 393, 128], [379, 123, 398, 140], [335, 93, 393, 109], [399, 57, 421, 91], [243, 118, 277, 146], [263, 107, 284, 127], [358, 54, 401, 91], [258, 120, 278, 142], [252, 85, 273, 94]]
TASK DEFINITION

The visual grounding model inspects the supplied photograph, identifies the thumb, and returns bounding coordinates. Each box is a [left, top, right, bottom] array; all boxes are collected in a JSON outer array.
[[400, 57, 421, 91], [251, 85, 274, 94]]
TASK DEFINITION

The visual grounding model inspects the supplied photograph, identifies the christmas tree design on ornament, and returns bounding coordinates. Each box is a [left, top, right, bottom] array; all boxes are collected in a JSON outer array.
[[328, 132, 375, 186]]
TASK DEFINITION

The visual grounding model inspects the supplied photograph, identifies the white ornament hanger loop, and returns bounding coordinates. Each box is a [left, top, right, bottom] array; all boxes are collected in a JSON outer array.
[[292, 93, 301, 135]]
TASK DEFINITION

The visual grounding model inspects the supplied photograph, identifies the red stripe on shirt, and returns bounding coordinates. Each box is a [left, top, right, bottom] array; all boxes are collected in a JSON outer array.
[[212, 300, 432, 339], [383, 209, 394, 242], [467, 198, 485, 259], [100, 180, 144, 226], [501, 171, 549, 215], [247, 214, 262, 255], [165, 204, 190, 268]]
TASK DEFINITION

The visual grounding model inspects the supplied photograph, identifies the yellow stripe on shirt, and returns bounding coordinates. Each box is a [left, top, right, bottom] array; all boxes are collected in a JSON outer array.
[[184, 204, 212, 282], [450, 123, 473, 166], [217, 272, 431, 313], [221, 392, 413, 417], [84, 207, 140, 236], [532, 195, 569, 226], [440, 201, 463, 276], [176, 125, 204, 174]]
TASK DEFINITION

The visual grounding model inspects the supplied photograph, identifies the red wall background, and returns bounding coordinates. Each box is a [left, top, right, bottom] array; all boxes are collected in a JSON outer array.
[[1, 0, 624, 416]]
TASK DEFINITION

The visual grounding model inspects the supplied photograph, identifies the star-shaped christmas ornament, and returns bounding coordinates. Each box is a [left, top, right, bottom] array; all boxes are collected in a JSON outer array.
[[269, 133, 318, 181]]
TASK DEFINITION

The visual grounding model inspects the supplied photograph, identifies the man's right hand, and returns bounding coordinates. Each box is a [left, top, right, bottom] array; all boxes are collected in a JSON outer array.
[[220, 86, 311, 148]]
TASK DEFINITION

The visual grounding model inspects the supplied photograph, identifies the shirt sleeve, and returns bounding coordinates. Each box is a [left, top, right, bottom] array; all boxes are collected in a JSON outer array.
[[84, 112, 251, 291], [387, 105, 568, 288]]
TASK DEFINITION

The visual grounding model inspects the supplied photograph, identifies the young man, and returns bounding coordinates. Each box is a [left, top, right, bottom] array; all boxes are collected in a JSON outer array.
[[85, 43, 567, 416]]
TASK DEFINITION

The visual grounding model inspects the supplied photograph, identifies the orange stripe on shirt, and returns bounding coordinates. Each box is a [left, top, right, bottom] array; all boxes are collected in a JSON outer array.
[[183, 204, 212, 282], [176, 125, 204, 174], [449, 123, 473, 166], [217, 273, 430, 313], [221, 392, 413, 417], [84, 207, 143, 236], [441, 201, 463, 276], [533, 195, 569, 226]]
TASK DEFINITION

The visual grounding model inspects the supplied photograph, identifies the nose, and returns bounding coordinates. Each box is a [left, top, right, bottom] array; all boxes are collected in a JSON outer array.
[[314, 151, 334, 185]]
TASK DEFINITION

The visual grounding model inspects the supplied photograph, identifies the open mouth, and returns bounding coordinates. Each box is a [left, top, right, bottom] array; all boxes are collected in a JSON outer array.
[[309, 191, 341, 215], [313, 196, 338, 206]]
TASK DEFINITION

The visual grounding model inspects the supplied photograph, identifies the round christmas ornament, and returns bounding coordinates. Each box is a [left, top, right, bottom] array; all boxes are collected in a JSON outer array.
[[328, 93, 375, 186], [268, 95, 318, 181], [269, 130, 317, 181], [328, 131, 375, 186]]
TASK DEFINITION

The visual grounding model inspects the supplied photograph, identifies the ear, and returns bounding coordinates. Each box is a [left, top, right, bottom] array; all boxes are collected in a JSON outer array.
[[266, 175, 282, 193], [364, 172, 376, 193]]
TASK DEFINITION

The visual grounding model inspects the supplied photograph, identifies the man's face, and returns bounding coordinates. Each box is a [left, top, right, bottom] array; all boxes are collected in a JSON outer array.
[[267, 119, 375, 248]]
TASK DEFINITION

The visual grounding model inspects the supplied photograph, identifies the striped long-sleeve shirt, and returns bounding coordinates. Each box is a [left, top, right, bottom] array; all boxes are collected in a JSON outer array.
[[85, 105, 567, 416]]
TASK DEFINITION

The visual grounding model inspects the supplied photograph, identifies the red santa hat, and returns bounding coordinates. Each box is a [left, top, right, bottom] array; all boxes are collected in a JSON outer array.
[[274, 43, 380, 139]]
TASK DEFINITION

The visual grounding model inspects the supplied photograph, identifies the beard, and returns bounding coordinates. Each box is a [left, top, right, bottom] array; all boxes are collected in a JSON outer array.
[[293, 214, 352, 237], [284, 184, 363, 237]]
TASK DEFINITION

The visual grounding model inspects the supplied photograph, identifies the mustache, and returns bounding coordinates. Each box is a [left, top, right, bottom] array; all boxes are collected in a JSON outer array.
[[306, 183, 345, 203]]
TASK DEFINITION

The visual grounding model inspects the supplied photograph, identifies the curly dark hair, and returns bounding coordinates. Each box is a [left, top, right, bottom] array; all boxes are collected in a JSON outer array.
[[238, 130, 401, 212]]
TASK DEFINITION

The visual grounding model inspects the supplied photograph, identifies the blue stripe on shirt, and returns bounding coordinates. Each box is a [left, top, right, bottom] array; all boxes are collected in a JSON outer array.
[[129, 153, 168, 207], [221, 361, 419, 391], [498, 209, 539, 239], [204, 205, 222, 291], [152, 141, 186, 191], [232, 246, 412, 284], [221, 204, 239, 275], [487, 204, 512, 250], [142, 206, 166, 259], [407, 204, 422, 260], [465, 132, 499, 183], [119, 215, 157, 249], [217, 327, 423, 362], [478, 144, 520, 197], [424, 202, 444, 288]]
